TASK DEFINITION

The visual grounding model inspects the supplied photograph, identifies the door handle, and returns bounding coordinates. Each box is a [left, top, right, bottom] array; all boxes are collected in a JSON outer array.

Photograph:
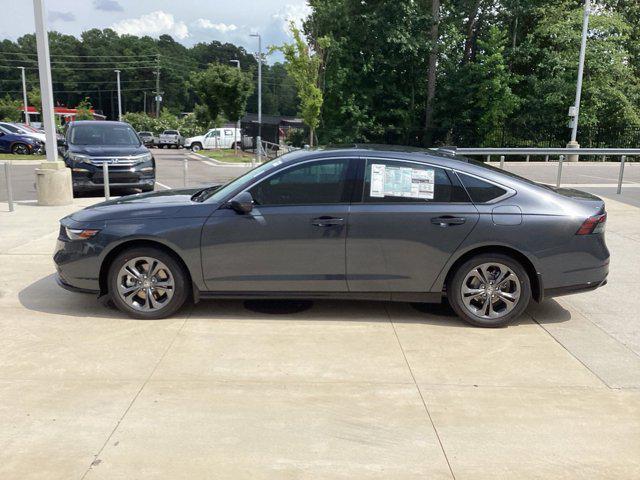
[[431, 216, 466, 227], [312, 216, 344, 227]]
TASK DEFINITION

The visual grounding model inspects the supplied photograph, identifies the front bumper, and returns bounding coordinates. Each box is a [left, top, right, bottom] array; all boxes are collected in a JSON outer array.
[[54, 231, 103, 293], [71, 168, 155, 191]]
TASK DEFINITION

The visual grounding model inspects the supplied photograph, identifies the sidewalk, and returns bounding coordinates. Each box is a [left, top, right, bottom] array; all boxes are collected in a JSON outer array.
[[0, 196, 639, 479]]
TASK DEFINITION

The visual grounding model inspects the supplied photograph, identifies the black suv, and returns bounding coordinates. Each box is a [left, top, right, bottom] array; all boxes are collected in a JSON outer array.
[[62, 121, 156, 194]]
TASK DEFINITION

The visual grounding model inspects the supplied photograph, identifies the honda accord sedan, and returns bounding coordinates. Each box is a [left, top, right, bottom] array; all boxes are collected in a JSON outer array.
[[54, 146, 609, 327]]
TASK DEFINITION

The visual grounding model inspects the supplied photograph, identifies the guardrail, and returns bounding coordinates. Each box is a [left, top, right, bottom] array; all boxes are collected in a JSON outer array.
[[448, 147, 640, 193], [260, 140, 299, 160], [2, 161, 14, 212]]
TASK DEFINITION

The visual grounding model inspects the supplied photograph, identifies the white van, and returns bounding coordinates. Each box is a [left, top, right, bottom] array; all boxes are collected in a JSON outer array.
[[185, 128, 241, 151]]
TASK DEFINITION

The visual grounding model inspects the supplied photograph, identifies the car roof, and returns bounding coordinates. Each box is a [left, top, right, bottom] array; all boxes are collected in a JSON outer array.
[[67, 120, 130, 127]]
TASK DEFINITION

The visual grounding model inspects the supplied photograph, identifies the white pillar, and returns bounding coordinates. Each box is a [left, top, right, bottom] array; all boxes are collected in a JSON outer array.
[[33, 0, 57, 163], [19, 67, 29, 125], [115, 69, 122, 121]]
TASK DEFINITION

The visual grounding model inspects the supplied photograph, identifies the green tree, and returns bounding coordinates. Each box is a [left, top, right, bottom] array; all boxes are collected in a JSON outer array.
[[0, 95, 21, 122], [190, 63, 253, 126], [272, 22, 329, 146], [75, 97, 94, 120]]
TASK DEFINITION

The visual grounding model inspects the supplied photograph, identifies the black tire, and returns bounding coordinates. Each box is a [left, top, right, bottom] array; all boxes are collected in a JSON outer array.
[[107, 247, 190, 319], [141, 183, 154, 192], [11, 143, 30, 155], [447, 253, 531, 328], [191, 142, 203, 152]]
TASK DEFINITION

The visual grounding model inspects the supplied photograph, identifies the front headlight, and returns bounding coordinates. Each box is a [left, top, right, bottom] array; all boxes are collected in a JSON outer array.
[[65, 227, 100, 240], [139, 152, 153, 163], [68, 152, 90, 163]]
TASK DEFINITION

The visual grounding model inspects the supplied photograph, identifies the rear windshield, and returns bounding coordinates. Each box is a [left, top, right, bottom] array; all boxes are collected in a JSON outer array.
[[139, 131, 152, 136], [69, 123, 140, 146], [164, 130, 178, 135]]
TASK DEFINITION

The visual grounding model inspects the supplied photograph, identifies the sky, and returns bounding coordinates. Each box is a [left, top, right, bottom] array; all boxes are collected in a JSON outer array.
[[0, 0, 311, 61]]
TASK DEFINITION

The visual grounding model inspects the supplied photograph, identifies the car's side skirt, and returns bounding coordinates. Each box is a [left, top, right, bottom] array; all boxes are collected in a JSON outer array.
[[197, 290, 443, 304]]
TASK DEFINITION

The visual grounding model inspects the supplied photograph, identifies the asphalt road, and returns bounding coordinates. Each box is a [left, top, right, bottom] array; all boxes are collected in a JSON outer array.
[[2, 151, 639, 206], [0, 148, 251, 202]]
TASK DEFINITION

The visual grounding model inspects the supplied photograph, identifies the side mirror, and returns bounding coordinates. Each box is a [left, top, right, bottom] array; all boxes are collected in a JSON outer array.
[[228, 191, 254, 214]]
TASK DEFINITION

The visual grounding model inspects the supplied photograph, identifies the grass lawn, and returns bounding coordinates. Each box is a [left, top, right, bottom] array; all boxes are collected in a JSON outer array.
[[0, 154, 49, 161], [196, 149, 254, 163]]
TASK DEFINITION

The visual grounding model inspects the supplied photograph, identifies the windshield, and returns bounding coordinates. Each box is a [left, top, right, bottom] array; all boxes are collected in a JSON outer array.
[[1, 124, 21, 133], [69, 123, 140, 146], [196, 156, 289, 203]]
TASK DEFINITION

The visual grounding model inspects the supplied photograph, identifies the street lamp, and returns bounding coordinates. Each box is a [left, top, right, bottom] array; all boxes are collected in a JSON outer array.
[[114, 69, 122, 122], [17, 66, 29, 125], [230, 59, 241, 157], [250, 33, 262, 165], [568, 0, 591, 161]]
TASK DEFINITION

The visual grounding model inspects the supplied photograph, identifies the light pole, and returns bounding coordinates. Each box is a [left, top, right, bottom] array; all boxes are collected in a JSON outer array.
[[230, 59, 241, 156], [32, 0, 57, 163], [114, 69, 122, 121], [250, 33, 262, 165], [18, 67, 29, 125], [568, 0, 591, 161]]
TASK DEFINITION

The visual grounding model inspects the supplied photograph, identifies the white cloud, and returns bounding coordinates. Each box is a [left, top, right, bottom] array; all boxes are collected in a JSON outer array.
[[271, 3, 311, 36], [111, 10, 189, 40], [193, 19, 238, 33]]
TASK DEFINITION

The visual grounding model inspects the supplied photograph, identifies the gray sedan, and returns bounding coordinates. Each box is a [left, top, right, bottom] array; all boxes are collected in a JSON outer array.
[[54, 146, 609, 327]]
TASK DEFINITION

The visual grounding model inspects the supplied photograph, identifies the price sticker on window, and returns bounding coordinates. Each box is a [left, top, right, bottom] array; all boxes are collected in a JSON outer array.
[[370, 164, 434, 199]]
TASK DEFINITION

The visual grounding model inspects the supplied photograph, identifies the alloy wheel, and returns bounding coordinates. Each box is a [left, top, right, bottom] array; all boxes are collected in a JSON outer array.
[[116, 257, 175, 312], [460, 262, 521, 319]]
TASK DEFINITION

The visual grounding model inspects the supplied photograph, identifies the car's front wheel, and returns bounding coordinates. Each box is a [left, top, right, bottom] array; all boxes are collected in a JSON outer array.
[[448, 253, 531, 327], [107, 247, 189, 319], [191, 143, 202, 152], [12, 143, 30, 155]]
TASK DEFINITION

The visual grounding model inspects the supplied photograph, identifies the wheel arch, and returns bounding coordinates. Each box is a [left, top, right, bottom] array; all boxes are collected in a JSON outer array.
[[440, 245, 542, 303], [99, 239, 194, 298]]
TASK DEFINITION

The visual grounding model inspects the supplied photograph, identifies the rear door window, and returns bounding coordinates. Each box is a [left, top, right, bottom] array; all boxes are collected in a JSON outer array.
[[458, 173, 507, 203], [362, 159, 468, 203]]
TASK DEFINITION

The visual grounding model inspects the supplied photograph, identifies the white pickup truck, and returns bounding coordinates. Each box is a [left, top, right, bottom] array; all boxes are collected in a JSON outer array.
[[156, 130, 184, 149], [185, 128, 241, 151]]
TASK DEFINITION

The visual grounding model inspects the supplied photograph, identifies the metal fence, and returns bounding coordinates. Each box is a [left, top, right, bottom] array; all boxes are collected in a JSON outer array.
[[381, 125, 640, 150]]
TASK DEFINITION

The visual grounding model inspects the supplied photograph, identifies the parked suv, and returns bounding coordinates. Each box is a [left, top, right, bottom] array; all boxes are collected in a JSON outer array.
[[61, 121, 155, 194]]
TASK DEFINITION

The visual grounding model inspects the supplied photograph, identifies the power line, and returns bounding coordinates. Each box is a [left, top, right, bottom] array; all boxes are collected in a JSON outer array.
[[0, 51, 153, 58]]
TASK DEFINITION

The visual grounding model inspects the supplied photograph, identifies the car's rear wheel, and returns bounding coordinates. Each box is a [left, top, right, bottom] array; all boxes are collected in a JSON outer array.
[[12, 143, 30, 155], [107, 247, 189, 319], [448, 253, 531, 327]]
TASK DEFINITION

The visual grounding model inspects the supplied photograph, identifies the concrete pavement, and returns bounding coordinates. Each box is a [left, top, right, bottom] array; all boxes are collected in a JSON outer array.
[[0, 190, 639, 478]]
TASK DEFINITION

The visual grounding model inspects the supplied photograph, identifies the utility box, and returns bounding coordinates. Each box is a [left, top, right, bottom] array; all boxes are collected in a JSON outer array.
[[35, 161, 73, 206]]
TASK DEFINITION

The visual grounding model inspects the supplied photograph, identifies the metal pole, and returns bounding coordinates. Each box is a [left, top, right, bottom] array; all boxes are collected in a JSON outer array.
[[18, 67, 29, 125], [183, 158, 188, 187], [499, 155, 505, 169], [545, 155, 549, 162], [617, 155, 626, 194], [4, 162, 14, 212], [143, 91, 146, 115], [230, 60, 241, 157], [154, 54, 161, 118], [251, 33, 262, 166], [556, 155, 565, 188], [570, 0, 591, 143], [486, 155, 490, 162], [102, 163, 110, 200], [32, 0, 58, 163], [114, 69, 122, 122], [526, 155, 530, 162]]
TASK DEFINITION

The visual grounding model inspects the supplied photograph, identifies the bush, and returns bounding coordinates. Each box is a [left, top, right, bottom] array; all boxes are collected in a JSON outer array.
[[0, 95, 22, 122]]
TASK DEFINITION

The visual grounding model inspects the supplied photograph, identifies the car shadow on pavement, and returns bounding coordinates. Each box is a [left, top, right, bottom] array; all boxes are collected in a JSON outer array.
[[19, 273, 573, 327]]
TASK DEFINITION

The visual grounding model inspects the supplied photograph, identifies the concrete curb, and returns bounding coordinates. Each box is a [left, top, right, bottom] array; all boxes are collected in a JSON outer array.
[[187, 151, 253, 167]]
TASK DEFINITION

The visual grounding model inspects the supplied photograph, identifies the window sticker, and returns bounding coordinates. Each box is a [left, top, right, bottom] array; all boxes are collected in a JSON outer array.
[[370, 164, 434, 199]]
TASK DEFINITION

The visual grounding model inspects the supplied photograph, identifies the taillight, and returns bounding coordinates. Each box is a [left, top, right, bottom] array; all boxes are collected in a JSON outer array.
[[576, 212, 606, 235]]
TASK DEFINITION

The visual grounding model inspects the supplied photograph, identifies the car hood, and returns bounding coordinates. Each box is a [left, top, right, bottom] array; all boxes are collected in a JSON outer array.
[[68, 188, 211, 222], [68, 145, 147, 157], [185, 135, 204, 143]]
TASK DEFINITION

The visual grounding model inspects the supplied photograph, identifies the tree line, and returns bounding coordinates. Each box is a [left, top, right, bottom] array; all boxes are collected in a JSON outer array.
[[2, 1, 639, 148]]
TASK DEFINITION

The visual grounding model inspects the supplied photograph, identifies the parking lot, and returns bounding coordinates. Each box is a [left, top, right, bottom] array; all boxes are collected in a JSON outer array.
[[1, 152, 639, 479]]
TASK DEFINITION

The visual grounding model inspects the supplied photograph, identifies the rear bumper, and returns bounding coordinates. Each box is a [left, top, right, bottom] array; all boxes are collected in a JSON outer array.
[[544, 278, 607, 299]]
